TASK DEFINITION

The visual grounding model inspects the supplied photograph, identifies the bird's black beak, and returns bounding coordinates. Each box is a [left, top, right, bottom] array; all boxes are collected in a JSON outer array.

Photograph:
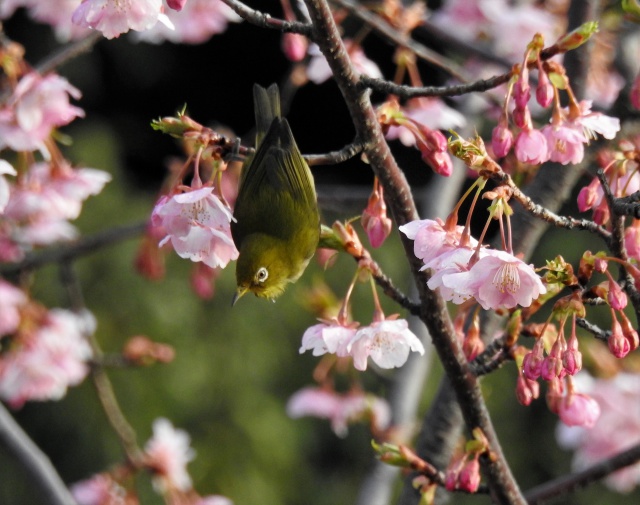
[[232, 286, 249, 306]]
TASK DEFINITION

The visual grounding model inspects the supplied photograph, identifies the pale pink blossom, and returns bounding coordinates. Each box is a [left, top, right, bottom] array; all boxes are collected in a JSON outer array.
[[71, 473, 128, 505], [0, 160, 16, 213], [136, 0, 240, 44], [625, 220, 640, 262], [399, 218, 473, 264], [514, 127, 549, 165], [152, 187, 239, 269], [27, 0, 93, 41], [346, 318, 424, 371], [557, 373, 640, 492], [0, 280, 27, 337], [425, 247, 478, 305], [299, 320, 357, 357], [286, 387, 390, 437], [0, 309, 94, 408], [541, 123, 586, 165], [558, 391, 601, 428], [72, 0, 164, 39], [570, 100, 620, 141], [144, 418, 195, 492], [307, 41, 382, 84], [0, 72, 84, 153], [443, 249, 546, 310]]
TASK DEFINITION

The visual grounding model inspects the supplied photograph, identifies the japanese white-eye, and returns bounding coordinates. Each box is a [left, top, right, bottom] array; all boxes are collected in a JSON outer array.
[[231, 84, 320, 303]]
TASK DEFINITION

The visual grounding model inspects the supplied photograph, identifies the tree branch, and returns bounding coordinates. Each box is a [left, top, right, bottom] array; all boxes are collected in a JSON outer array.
[[524, 442, 640, 505], [0, 403, 77, 505], [303, 0, 527, 503], [220, 0, 312, 36]]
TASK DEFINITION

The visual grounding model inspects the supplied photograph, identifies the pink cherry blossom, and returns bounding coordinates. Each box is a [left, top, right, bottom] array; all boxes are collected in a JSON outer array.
[[26, 0, 93, 41], [72, 0, 164, 39], [0, 72, 84, 153], [144, 418, 195, 492], [445, 249, 546, 310], [0, 280, 27, 337], [71, 473, 129, 505], [286, 387, 390, 437], [514, 127, 549, 165], [152, 186, 239, 269], [0, 309, 94, 408], [299, 320, 357, 357], [569, 100, 620, 141], [0, 160, 16, 213], [346, 318, 425, 371], [399, 218, 473, 265], [541, 123, 586, 165], [425, 247, 478, 305], [557, 373, 640, 492], [625, 220, 640, 261], [136, 0, 240, 44]]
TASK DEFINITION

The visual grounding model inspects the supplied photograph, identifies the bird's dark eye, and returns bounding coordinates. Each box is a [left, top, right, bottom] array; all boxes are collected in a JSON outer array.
[[256, 267, 269, 283]]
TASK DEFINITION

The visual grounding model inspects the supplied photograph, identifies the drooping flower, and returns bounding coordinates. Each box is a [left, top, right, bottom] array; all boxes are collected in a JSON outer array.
[[514, 127, 549, 165], [144, 418, 195, 492], [399, 217, 474, 265], [443, 249, 546, 310], [558, 391, 601, 428], [541, 123, 586, 165], [151, 186, 239, 269], [72, 0, 164, 39], [0, 72, 84, 153], [286, 386, 390, 437], [136, 0, 240, 44], [346, 318, 425, 371], [298, 319, 357, 357], [556, 372, 640, 492], [361, 180, 393, 248], [0, 309, 94, 408]]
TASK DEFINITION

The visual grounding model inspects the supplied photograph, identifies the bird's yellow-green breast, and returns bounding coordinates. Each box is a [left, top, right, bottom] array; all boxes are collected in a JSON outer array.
[[231, 84, 320, 303]]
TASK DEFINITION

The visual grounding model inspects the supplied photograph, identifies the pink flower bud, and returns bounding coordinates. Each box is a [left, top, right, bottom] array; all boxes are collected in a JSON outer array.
[[620, 312, 639, 352], [514, 128, 549, 165], [512, 106, 530, 129], [458, 458, 481, 493], [562, 334, 582, 375], [166, 0, 187, 10], [536, 70, 554, 108], [558, 392, 601, 428], [522, 349, 543, 381], [608, 319, 630, 358], [593, 257, 607, 273], [282, 32, 308, 62], [516, 373, 538, 406], [491, 121, 513, 158], [513, 73, 531, 110], [546, 377, 564, 414], [607, 279, 627, 310], [361, 181, 393, 248], [576, 178, 600, 212], [541, 354, 562, 380]]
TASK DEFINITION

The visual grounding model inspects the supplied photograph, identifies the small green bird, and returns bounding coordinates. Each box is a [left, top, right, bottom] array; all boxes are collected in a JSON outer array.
[[231, 84, 320, 303]]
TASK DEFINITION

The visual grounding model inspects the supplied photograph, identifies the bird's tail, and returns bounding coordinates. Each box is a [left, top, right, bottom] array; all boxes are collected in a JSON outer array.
[[253, 83, 281, 147]]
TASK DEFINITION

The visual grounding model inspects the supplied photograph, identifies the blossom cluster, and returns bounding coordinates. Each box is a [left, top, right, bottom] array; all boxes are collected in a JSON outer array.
[[400, 218, 546, 311], [0, 280, 95, 408], [299, 316, 425, 372], [287, 386, 391, 437], [72, 418, 233, 505]]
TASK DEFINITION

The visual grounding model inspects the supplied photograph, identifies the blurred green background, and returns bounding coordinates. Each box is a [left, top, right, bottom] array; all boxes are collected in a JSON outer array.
[[1, 3, 639, 505]]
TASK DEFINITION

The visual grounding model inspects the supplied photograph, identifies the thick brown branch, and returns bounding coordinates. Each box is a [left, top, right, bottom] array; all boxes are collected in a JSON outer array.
[[303, 1, 526, 503]]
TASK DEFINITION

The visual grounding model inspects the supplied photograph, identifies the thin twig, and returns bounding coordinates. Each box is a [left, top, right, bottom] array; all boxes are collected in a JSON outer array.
[[524, 442, 640, 505], [0, 222, 147, 275], [306, 139, 365, 166], [575, 317, 610, 341], [0, 403, 77, 505], [220, 0, 312, 36], [35, 32, 103, 75], [334, 0, 468, 82]]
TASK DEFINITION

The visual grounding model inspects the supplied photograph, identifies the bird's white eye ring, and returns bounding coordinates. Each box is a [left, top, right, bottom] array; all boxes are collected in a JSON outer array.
[[256, 267, 269, 283]]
